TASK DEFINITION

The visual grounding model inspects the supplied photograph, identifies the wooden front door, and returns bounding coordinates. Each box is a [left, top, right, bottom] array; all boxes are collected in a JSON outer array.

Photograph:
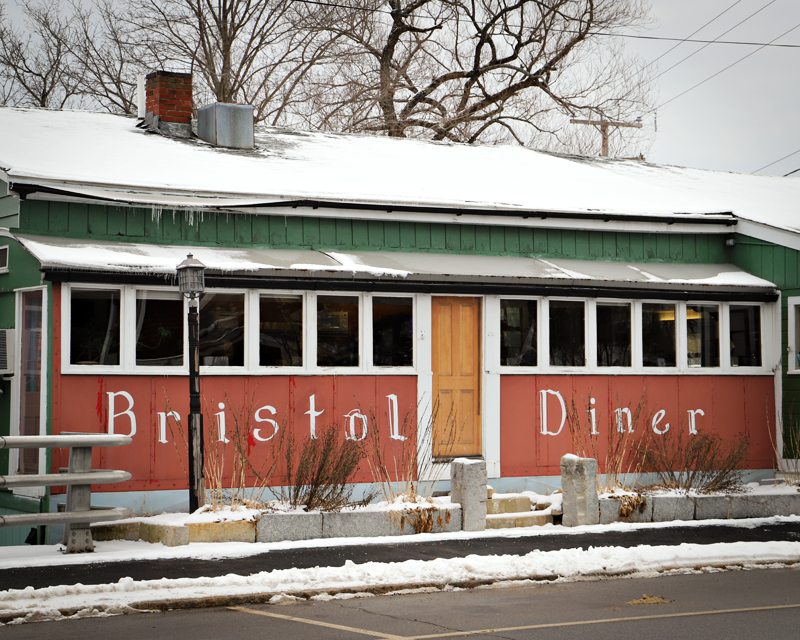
[[432, 296, 481, 457]]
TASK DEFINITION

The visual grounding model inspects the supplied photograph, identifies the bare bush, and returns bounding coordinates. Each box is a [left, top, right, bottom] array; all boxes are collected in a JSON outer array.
[[279, 423, 372, 512], [638, 429, 750, 494]]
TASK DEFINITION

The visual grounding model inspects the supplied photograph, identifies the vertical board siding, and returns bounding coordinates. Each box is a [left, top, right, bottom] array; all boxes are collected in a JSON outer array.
[[20, 201, 730, 264]]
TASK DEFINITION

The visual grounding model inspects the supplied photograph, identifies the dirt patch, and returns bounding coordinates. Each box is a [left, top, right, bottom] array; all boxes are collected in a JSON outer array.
[[627, 594, 673, 606]]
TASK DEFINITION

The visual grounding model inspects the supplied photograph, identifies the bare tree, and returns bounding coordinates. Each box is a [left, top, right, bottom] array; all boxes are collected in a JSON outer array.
[[297, 0, 653, 150], [0, 0, 82, 108]]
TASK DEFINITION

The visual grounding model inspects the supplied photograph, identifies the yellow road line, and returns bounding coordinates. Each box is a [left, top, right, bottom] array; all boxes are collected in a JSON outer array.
[[232, 602, 800, 640], [228, 605, 407, 639]]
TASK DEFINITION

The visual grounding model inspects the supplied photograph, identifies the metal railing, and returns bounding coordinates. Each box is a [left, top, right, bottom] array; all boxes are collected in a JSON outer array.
[[0, 433, 132, 552]]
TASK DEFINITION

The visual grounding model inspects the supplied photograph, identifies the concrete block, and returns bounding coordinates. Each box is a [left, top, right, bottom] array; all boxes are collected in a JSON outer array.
[[787, 494, 800, 516], [451, 458, 487, 531], [599, 498, 621, 524], [322, 507, 460, 538], [91, 522, 141, 541], [693, 495, 730, 520], [257, 512, 323, 543], [514, 513, 553, 527], [561, 455, 599, 527], [139, 522, 189, 547], [486, 496, 532, 515], [187, 520, 256, 543], [729, 494, 790, 519], [651, 495, 695, 522]]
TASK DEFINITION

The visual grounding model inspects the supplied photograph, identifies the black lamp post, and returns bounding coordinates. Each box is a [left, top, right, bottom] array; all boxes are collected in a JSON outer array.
[[177, 253, 206, 513]]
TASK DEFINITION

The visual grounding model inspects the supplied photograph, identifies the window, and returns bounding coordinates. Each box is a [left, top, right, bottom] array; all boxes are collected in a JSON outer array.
[[730, 305, 761, 367], [596, 302, 631, 367], [373, 297, 413, 367], [18, 290, 43, 474], [642, 303, 676, 367], [687, 304, 720, 367], [317, 295, 359, 367], [0, 245, 8, 273], [260, 294, 303, 367], [135, 291, 183, 366], [70, 289, 120, 365], [199, 292, 245, 367], [500, 299, 537, 366], [549, 300, 585, 366]]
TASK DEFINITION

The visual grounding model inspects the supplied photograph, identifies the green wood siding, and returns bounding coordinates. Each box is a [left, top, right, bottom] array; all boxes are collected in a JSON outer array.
[[17, 201, 729, 263]]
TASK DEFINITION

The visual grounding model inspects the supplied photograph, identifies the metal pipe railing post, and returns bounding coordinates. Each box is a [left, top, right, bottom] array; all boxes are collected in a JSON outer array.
[[188, 299, 205, 513]]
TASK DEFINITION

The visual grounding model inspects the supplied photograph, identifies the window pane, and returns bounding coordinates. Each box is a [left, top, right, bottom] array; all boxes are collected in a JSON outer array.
[[549, 300, 585, 366], [730, 305, 761, 367], [597, 303, 631, 367], [796, 307, 800, 371], [643, 303, 676, 367], [260, 294, 303, 366], [317, 295, 359, 367], [136, 291, 184, 366], [199, 293, 245, 367], [70, 289, 120, 365], [501, 299, 537, 366], [373, 297, 413, 367], [19, 290, 42, 473], [687, 304, 720, 367]]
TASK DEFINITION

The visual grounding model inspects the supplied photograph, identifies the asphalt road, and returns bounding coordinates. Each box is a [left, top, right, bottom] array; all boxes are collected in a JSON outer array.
[[2, 519, 800, 592], [2, 563, 800, 638]]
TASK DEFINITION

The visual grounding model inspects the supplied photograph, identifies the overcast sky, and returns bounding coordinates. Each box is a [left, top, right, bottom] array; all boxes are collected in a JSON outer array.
[[625, 0, 800, 176]]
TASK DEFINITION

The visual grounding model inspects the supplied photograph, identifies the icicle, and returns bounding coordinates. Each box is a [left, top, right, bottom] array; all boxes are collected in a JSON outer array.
[[150, 206, 162, 223]]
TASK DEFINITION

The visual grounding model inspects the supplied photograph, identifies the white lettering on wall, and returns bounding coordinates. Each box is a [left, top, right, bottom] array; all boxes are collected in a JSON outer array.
[[540, 389, 566, 436], [344, 409, 368, 441], [687, 409, 705, 435], [215, 402, 230, 443], [588, 397, 598, 435], [107, 391, 137, 437], [157, 411, 180, 443], [615, 408, 633, 433], [387, 394, 406, 441], [652, 409, 670, 435], [305, 394, 324, 440], [253, 405, 279, 442]]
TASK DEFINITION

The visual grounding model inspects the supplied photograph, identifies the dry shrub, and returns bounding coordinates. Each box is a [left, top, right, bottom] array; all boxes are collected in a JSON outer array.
[[767, 405, 800, 486], [617, 494, 647, 518], [638, 429, 750, 494], [278, 423, 372, 512], [567, 393, 648, 492]]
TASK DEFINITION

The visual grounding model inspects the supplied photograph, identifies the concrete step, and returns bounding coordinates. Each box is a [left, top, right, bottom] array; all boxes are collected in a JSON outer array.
[[486, 495, 532, 515], [486, 512, 553, 529]]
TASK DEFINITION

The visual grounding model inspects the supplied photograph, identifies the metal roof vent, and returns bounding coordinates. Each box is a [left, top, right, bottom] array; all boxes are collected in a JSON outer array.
[[197, 103, 254, 149]]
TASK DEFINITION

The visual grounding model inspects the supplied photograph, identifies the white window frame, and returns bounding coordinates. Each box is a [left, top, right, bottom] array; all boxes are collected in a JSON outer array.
[[0, 245, 9, 274], [788, 296, 800, 374], [544, 297, 589, 372], [255, 289, 306, 373], [369, 293, 417, 372], [197, 287, 249, 375], [10, 285, 48, 495], [726, 302, 767, 372]]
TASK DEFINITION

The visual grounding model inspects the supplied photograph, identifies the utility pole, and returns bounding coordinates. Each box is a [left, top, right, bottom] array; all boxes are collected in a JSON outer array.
[[570, 118, 642, 157]]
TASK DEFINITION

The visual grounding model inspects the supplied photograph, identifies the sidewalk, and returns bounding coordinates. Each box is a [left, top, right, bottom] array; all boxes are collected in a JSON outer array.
[[3, 516, 800, 592]]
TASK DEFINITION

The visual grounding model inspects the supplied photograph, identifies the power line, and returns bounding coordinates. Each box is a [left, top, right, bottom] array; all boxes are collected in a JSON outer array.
[[653, 0, 781, 81], [785, 167, 800, 177], [658, 21, 800, 109], [287, 0, 800, 48], [753, 148, 800, 174]]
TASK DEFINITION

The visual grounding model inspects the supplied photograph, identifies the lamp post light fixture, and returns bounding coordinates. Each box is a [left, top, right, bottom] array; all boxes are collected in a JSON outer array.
[[177, 253, 206, 513]]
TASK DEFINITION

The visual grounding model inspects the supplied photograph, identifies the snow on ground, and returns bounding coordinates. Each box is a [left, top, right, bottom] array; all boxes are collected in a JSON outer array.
[[2, 515, 800, 625], [2, 532, 800, 625]]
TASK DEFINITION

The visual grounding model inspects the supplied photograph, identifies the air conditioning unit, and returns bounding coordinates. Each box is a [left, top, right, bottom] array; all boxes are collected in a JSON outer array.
[[0, 329, 15, 376]]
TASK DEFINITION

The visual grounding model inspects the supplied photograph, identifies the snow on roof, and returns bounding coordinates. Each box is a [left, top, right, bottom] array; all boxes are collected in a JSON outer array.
[[0, 106, 798, 233], [16, 234, 776, 290]]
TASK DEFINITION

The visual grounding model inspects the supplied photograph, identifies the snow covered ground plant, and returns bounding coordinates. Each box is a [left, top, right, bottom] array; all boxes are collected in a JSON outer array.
[[567, 393, 648, 492], [638, 428, 750, 494], [276, 423, 373, 512]]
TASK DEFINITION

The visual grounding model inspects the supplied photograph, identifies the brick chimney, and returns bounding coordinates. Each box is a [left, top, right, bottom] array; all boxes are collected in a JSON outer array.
[[143, 70, 192, 138]]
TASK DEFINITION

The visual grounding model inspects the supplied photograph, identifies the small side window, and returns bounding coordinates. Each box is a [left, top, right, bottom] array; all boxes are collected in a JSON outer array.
[[70, 289, 120, 365], [500, 299, 537, 366], [596, 302, 631, 367], [199, 292, 245, 367], [687, 304, 720, 368], [642, 303, 676, 367], [730, 305, 761, 367], [549, 300, 585, 366], [135, 291, 184, 366], [260, 294, 303, 367], [317, 295, 359, 367], [0, 245, 8, 273], [372, 297, 413, 367]]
